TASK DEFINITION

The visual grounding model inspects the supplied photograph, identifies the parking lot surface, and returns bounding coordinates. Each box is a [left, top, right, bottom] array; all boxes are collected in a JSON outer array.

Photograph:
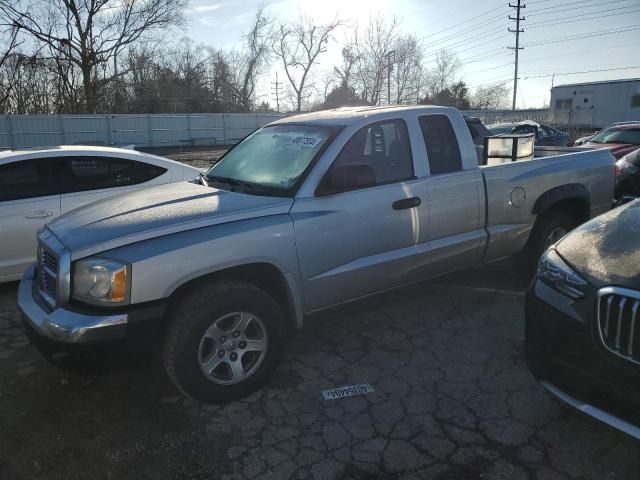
[[1, 262, 639, 479]]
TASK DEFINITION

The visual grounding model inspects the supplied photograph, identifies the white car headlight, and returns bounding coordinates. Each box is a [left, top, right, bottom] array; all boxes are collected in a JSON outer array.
[[538, 249, 587, 299], [72, 258, 129, 304]]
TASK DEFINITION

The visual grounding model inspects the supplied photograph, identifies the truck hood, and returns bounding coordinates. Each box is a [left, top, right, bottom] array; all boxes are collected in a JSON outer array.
[[48, 182, 293, 258], [555, 199, 640, 290]]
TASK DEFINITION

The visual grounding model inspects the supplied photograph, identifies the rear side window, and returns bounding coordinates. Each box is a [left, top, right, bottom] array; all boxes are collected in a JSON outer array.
[[66, 156, 167, 192], [419, 115, 463, 174], [331, 119, 414, 187], [0, 158, 65, 201]]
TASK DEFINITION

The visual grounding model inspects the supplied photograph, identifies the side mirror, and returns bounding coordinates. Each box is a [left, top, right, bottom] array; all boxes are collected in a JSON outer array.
[[316, 163, 376, 196]]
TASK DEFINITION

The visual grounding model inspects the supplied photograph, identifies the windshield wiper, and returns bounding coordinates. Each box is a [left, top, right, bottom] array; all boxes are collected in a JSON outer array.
[[206, 174, 278, 195]]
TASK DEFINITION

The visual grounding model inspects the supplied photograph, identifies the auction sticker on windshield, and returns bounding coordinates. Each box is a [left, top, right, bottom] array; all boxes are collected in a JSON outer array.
[[322, 383, 374, 400], [289, 136, 322, 148]]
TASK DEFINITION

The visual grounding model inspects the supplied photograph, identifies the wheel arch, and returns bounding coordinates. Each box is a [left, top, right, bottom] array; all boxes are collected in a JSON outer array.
[[532, 183, 591, 224], [167, 262, 302, 333]]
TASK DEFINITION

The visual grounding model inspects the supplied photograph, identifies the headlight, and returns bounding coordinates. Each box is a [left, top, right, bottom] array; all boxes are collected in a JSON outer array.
[[616, 159, 638, 176], [72, 258, 129, 304], [537, 249, 587, 299]]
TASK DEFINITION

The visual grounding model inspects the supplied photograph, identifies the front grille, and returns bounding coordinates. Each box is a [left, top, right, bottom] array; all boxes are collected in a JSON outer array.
[[38, 245, 58, 307], [597, 288, 640, 365]]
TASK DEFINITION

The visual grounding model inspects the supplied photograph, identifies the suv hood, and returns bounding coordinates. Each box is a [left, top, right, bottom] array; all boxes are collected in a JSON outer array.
[[556, 199, 640, 289], [48, 182, 293, 259]]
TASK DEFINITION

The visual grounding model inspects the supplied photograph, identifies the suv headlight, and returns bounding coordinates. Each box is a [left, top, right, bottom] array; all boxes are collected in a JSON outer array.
[[538, 249, 587, 299], [72, 258, 129, 305], [616, 158, 638, 176]]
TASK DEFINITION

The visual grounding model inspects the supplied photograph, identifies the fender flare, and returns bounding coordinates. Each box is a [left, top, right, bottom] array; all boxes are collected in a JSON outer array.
[[532, 183, 590, 216]]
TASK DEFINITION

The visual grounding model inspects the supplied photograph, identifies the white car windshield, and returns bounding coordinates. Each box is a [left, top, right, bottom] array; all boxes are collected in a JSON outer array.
[[206, 124, 334, 194]]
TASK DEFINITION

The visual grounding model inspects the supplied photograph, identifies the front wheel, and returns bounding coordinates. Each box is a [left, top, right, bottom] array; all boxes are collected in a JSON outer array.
[[164, 280, 286, 403]]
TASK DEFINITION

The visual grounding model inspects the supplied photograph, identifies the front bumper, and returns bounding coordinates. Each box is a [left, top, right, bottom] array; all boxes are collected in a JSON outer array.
[[526, 280, 640, 440], [18, 264, 127, 344]]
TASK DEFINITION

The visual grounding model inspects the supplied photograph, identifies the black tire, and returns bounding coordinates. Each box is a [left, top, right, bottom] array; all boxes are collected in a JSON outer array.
[[164, 280, 286, 403], [518, 211, 576, 280]]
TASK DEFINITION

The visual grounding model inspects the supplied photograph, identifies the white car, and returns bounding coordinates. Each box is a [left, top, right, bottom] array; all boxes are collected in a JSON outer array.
[[0, 146, 201, 282]]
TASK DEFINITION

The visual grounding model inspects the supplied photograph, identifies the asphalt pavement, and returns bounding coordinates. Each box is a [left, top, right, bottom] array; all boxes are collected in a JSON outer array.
[[1, 260, 638, 479]]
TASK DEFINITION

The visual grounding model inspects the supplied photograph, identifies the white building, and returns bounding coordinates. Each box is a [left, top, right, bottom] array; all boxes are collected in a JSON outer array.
[[550, 78, 640, 129]]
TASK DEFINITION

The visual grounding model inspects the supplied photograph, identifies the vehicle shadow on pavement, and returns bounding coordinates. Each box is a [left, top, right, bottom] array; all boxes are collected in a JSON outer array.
[[1, 268, 639, 480]]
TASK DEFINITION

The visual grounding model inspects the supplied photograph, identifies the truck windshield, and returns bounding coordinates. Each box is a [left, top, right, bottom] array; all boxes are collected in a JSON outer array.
[[589, 127, 640, 145], [205, 124, 334, 194]]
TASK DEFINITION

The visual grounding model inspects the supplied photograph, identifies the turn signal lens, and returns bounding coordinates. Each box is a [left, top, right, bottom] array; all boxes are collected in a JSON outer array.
[[111, 267, 127, 302]]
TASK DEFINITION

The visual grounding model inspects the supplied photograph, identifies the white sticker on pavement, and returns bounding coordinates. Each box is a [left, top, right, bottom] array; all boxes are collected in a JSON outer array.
[[322, 383, 374, 400]]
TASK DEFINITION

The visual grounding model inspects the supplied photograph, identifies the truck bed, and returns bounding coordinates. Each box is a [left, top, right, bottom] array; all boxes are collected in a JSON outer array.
[[479, 147, 615, 263]]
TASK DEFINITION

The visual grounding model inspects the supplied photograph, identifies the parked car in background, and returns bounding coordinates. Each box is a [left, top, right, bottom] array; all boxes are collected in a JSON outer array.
[[464, 116, 493, 161], [616, 148, 640, 198], [0, 146, 201, 282], [487, 121, 570, 147], [18, 105, 615, 403], [526, 199, 640, 440], [464, 116, 492, 146], [583, 123, 640, 159], [573, 134, 595, 146]]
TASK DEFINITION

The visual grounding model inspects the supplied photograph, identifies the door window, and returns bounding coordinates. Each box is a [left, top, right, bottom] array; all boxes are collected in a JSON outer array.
[[66, 156, 167, 192], [0, 158, 65, 201], [419, 115, 463, 174], [329, 119, 414, 187]]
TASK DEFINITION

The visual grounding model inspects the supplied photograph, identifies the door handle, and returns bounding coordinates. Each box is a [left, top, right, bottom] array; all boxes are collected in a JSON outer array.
[[25, 211, 54, 219], [392, 197, 421, 210]]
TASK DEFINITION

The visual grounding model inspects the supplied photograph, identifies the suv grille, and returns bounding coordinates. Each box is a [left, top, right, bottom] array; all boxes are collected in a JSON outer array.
[[597, 288, 640, 365], [38, 245, 58, 307]]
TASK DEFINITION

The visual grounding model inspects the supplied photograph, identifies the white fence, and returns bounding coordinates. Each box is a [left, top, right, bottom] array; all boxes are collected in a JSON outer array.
[[460, 109, 553, 125], [0, 113, 287, 149]]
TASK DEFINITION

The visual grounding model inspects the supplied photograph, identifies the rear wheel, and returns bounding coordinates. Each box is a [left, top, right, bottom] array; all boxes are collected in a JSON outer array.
[[164, 280, 286, 403], [518, 211, 576, 280]]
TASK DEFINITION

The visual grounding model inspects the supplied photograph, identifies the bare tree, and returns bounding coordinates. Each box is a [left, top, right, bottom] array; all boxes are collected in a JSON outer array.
[[0, 26, 21, 109], [0, 0, 188, 113], [392, 34, 423, 104], [236, 3, 272, 111], [347, 16, 399, 105], [471, 83, 510, 110], [334, 46, 359, 89], [274, 15, 342, 112], [425, 49, 460, 99]]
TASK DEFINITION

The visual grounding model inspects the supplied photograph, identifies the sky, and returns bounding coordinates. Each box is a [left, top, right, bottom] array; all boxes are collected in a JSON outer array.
[[178, 0, 640, 109]]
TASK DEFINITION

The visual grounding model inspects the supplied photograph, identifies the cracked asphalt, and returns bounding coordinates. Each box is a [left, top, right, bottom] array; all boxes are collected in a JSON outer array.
[[1, 260, 639, 479]]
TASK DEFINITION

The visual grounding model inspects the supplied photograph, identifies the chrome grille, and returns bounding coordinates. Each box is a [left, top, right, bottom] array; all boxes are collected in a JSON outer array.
[[597, 287, 640, 365], [38, 245, 58, 307]]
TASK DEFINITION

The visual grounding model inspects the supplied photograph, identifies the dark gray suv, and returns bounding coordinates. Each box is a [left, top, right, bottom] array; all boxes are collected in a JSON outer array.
[[526, 199, 640, 439]]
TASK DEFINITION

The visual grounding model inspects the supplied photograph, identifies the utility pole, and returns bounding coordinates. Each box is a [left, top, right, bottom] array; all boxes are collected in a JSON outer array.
[[384, 50, 395, 105], [508, 0, 525, 111], [271, 72, 281, 112]]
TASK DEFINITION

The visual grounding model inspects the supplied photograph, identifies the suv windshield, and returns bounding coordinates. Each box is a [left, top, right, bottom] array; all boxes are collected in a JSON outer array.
[[206, 124, 334, 195], [590, 127, 640, 145]]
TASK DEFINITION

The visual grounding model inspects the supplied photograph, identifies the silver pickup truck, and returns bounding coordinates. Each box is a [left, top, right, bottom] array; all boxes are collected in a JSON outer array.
[[18, 106, 615, 402]]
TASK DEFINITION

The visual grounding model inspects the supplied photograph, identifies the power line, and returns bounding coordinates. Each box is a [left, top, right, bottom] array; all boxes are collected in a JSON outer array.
[[425, 32, 511, 61], [420, 4, 506, 45], [527, 5, 640, 29], [421, 14, 506, 50], [423, 25, 509, 58], [508, 0, 525, 111], [271, 72, 282, 112], [523, 65, 640, 79], [526, 0, 631, 17], [521, 25, 640, 47]]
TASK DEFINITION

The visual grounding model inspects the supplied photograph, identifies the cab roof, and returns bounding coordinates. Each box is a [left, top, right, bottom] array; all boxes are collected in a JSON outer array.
[[270, 105, 457, 127]]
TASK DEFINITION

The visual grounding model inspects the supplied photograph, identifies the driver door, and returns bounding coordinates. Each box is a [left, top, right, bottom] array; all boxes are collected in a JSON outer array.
[[290, 119, 426, 312]]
